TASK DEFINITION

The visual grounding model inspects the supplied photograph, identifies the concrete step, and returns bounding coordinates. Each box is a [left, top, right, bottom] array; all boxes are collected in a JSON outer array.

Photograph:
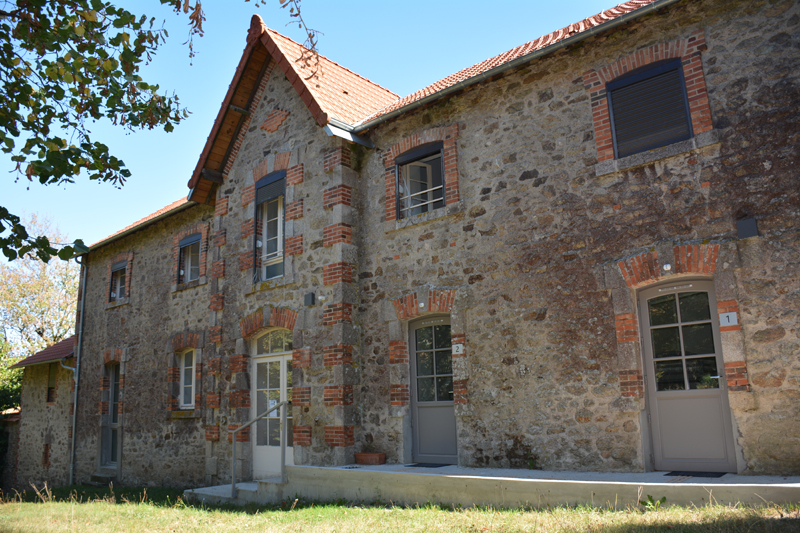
[[88, 472, 116, 486], [184, 482, 258, 506], [184, 465, 800, 509]]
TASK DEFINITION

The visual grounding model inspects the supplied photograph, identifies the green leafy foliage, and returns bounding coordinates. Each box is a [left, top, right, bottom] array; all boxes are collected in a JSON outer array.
[[0, 338, 22, 412], [640, 494, 667, 511], [0, 0, 194, 261]]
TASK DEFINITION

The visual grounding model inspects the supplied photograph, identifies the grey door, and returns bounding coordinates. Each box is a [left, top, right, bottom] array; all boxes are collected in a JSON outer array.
[[639, 280, 737, 473], [410, 317, 457, 464]]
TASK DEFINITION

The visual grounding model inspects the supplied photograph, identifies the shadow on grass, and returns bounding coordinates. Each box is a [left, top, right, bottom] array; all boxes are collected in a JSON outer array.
[[5, 484, 800, 532]]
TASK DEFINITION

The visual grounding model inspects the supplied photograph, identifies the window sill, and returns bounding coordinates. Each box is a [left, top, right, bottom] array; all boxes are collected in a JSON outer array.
[[105, 299, 129, 311], [171, 276, 207, 293], [385, 201, 464, 233], [168, 409, 201, 420], [247, 259, 296, 295], [594, 130, 720, 177], [250, 276, 294, 294]]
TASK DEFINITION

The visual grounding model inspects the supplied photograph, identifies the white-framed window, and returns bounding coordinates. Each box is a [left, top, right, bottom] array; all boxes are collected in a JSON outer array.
[[253, 170, 286, 283], [178, 235, 201, 284], [180, 349, 196, 409], [396, 142, 445, 219], [260, 196, 284, 280], [109, 265, 126, 301]]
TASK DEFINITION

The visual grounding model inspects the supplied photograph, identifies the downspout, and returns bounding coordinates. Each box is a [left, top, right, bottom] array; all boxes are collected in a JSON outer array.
[[67, 255, 88, 486]]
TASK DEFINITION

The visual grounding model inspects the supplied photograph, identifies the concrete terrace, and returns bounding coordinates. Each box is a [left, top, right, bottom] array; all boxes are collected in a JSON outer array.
[[185, 465, 800, 509]]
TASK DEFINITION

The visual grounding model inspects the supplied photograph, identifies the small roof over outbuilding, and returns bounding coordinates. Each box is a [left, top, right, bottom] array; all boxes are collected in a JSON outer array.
[[10, 335, 76, 369]]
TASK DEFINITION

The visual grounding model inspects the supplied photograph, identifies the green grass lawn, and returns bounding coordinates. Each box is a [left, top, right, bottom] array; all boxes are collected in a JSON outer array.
[[0, 485, 798, 532]]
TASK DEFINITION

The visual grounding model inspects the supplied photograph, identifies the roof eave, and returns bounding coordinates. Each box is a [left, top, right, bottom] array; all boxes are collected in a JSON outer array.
[[352, 0, 680, 134], [11, 354, 74, 369], [88, 201, 196, 252]]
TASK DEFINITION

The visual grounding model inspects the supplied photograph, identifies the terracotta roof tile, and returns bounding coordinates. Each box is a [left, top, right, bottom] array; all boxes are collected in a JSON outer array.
[[264, 28, 398, 125], [359, 0, 657, 124], [11, 335, 76, 368], [90, 198, 191, 249]]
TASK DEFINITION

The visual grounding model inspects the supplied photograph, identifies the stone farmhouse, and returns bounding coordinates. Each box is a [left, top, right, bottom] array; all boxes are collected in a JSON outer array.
[[7, 0, 799, 493]]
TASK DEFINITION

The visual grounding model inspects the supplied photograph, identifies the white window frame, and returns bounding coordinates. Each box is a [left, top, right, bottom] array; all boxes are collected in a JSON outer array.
[[179, 240, 201, 284], [252, 329, 293, 448], [179, 349, 196, 409], [259, 196, 284, 280], [110, 266, 126, 301], [396, 148, 445, 220]]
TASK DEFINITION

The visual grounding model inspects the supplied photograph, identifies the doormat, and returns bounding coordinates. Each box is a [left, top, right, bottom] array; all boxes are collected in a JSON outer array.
[[406, 463, 450, 468], [665, 471, 727, 478]]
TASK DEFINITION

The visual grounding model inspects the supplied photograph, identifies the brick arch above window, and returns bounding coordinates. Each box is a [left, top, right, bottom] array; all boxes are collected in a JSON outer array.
[[392, 288, 456, 321], [239, 306, 299, 339], [382, 125, 459, 222], [172, 222, 210, 287], [582, 29, 712, 162], [617, 243, 720, 288], [171, 331, 204, 353]]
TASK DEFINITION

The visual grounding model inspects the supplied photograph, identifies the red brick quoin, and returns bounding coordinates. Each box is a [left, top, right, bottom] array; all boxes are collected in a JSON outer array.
[[324, 426, 354, 447], [725, 361, 750, 392], [390, 384, 409, 406], [388, 341, 408, 364], [324, 147, 351, 172], [619, 370, 644, 398], [323, 184, 352, 208], [583, 29, 711, 162], [323, 262, 355, 285], [293, 347, 311, 368], [323, 344, 353, 366], [293, 426, 312, 446], [383, 125, 459, 222]]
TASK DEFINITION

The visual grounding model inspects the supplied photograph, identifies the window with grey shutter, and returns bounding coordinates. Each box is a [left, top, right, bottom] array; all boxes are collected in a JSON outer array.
[[607, 58, 693, 159]]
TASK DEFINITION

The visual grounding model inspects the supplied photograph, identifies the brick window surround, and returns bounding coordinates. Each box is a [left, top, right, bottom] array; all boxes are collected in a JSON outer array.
[[612, 243, 751, 395], [172, 223, 210, 287], [106, 252, 133, 304], [382, 125, 459, 222], [583, 29, 711, 162], [168, 332, 203, 411]]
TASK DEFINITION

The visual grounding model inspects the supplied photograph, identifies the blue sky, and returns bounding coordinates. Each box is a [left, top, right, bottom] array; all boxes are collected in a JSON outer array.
[[4, 0, 613, 245]]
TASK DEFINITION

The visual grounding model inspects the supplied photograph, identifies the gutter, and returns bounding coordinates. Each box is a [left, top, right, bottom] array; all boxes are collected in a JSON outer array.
[[349, 0, 681, 134], [67, 254, 88, 486], [89, 200, 196, 252]]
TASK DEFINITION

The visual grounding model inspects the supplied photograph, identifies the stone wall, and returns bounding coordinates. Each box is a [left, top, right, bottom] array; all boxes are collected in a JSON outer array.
[[73, 205, 214, 488], [15, 361, 74, 488], [351, 0, 799, 473]]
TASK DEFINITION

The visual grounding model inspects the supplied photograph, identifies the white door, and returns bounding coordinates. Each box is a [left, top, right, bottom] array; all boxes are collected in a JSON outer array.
[[639, 280, 737, 473], [252, 329, 294, 479]]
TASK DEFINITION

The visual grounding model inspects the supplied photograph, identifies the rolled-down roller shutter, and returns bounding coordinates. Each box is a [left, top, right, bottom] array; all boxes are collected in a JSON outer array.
[[608, 58, 693, 159]]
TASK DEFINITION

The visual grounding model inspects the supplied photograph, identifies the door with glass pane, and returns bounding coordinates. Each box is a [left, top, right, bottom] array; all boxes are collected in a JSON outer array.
[[251, 329, 293, 479], [410, 317, 457, 464], [639, 280, 736, 472]]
